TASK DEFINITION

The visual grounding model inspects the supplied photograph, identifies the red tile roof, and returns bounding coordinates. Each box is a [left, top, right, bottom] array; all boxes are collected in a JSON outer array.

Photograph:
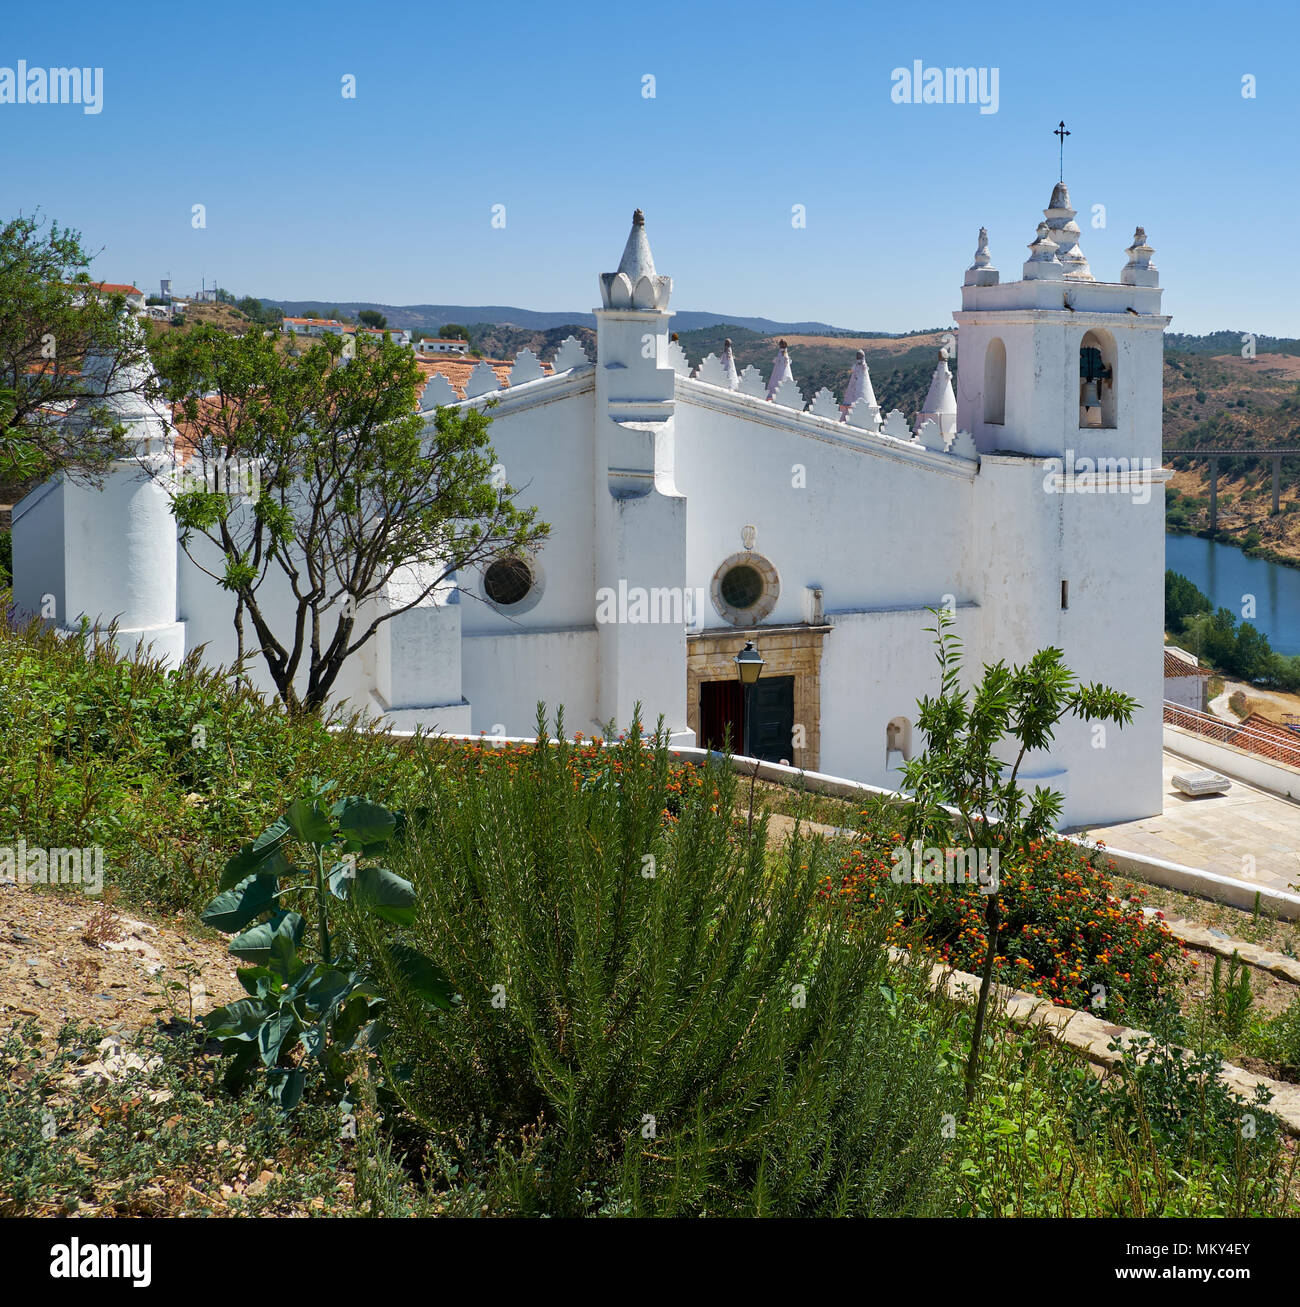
[[415, 355, 551, 402], [91, 282, 143, 296], [1164, 650, 1210, 678]]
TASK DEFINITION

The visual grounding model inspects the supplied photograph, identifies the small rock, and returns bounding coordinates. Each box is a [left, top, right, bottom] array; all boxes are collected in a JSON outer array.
[[10, 930, 36, 945], [32, 977, 50, 989]]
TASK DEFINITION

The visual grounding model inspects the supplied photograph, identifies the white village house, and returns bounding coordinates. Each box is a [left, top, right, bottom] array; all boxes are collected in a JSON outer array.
[[11, 179, 1170, 827]]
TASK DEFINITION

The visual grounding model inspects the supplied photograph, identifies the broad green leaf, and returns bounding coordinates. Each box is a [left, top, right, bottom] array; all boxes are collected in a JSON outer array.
[[331, 796, 397, 848], [258, 1006, 299, 1067], [327, 858, 357, 901], [217, 817, 292, 890], [267, 930, 302, 982], [204, 997, 270, 1040], [331, 992, 372, 1051], [223, 1042, 259, 1092], [229, 910, 306, 964], [267, 1066, 306, 1111], [301, 967, 355, 1017], [285, 797, 332, 845], [353, 866, 416, 926], [202, 873, 280, 933], [385, 943, 456, 1011], [236, 965, 275, 998]]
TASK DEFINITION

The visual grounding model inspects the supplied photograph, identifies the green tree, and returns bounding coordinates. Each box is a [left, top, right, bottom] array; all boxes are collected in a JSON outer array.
[[236, 295, 272, 324], [1183, 607, 1241, 674], [0, 213, 152, 483], [900, 609, 1137, 1104], [357, 309, 387, 330], [147, 326, 548, 714], [1229, 620, 1273, 682], [1165, 569, 1211, 631], [438, 323, 470, 342]]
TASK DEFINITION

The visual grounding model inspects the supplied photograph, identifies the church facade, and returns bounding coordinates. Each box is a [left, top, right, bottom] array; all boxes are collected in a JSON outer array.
[[12, 179, 1170, 828]]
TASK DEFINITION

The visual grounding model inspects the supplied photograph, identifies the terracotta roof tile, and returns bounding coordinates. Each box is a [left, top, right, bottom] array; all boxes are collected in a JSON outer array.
[[414, 355, 551, 402], [1164, 650, 1210, 678]]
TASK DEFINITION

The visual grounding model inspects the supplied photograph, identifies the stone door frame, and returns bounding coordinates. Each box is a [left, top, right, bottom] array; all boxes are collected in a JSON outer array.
[[685, 623, 830, 771]]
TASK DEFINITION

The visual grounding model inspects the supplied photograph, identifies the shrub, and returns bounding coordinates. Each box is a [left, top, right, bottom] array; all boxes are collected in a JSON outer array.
[[1247, 995, 1300, 1075], [359, 710, 961, 1217], [1065, 1031, 1291, 1212], [0, 617, 414, 916], [1209, 951, 1254, 1040], [200, 786, 452, 1110], [832, 835, 1183, 1027], [952, 1024, 1296, 1217]]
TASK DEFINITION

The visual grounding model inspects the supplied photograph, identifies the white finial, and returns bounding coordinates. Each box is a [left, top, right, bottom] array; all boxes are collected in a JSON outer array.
[[1044, 181, 1092, 280], [721, 338, 739, 389], [600, 209, 672, 310], [840, 349, 880, 422], [965, 227, 999, 286], [1121, 226, 1159, 287], [1023, 221, 1064, 280], [915, 348, 957, 439], [766, 339, 794, 401]]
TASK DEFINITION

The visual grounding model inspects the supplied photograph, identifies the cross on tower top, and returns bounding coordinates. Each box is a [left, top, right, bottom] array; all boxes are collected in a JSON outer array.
[[1054, 120, 1070, 182]]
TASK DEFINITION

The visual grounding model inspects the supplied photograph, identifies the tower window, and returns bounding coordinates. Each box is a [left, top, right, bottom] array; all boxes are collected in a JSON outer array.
[[1079, 330, 1117, 429], [1061, 579, 1069, 610], [983, 337, 1006, 426]]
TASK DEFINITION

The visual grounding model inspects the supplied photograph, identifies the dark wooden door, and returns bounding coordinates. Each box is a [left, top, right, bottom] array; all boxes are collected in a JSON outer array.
[[699, 675, 794, 762], [699, 679, 744, 753], [748, 675, 794, 763]]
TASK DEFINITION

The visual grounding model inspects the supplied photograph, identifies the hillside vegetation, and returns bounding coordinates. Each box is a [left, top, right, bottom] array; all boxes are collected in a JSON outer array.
[[3, 617, 1296, 1217]]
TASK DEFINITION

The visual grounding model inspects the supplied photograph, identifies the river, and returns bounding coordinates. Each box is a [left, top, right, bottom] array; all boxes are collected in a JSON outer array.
[[1165, 532, 1300, 657]]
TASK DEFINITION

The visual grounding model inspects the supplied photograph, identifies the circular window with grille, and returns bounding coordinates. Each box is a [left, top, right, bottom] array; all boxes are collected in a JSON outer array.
[[483, 556, 535, 608], [720, 563, 763, 611], [711, 551, 779, 627]]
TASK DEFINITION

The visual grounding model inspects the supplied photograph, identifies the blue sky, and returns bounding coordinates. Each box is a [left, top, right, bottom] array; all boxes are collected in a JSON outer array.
[[2, 0, 1296, 335]]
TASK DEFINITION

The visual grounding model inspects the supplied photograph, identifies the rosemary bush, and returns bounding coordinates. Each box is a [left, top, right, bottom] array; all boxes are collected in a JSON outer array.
[[359, 710, 961, 1216]]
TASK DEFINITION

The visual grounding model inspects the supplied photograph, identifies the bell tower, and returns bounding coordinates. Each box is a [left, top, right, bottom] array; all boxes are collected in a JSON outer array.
[[957, 170, 1171, 827], [953, 182, 1168, 464]]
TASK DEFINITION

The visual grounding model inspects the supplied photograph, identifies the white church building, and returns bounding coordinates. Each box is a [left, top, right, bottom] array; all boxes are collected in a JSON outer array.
[[12, 180, 1170, 828]]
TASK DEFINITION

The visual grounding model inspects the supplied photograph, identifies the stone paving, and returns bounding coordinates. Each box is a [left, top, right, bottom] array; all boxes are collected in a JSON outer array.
[[1071, 751, 1300, 897]]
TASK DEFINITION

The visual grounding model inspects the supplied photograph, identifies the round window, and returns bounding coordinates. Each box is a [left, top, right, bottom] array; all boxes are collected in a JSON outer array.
[[484, 556, 533, 607], [719, 564, 763, 611], [710, 550, 779, 627]]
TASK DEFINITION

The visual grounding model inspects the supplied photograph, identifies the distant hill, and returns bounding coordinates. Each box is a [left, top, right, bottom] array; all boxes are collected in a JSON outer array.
[[261, 300, 895, 339]]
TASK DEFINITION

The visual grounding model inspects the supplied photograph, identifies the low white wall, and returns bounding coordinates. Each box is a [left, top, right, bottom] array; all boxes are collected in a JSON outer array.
[[1164, 724, 1300, 803], [368, 730, 1300, 920]]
